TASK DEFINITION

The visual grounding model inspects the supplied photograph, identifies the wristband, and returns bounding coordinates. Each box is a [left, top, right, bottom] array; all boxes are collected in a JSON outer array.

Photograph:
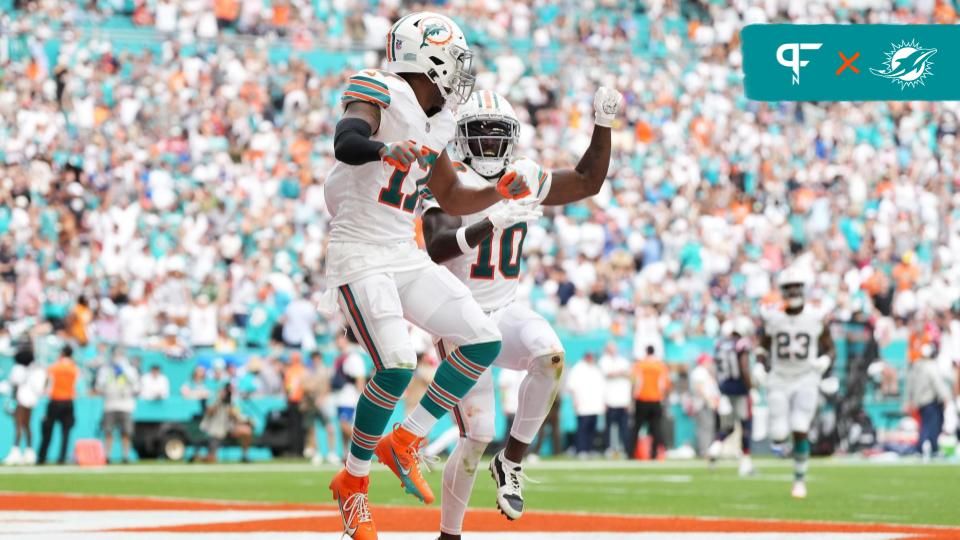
[[456, 227, 472, 253]]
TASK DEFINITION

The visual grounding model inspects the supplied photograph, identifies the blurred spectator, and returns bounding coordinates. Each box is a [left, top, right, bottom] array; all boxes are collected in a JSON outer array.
[[38, 346, 79, 465], [189, 295, 219, 349], [281, 290, 317, 350], [906, 346, 951, 459], [2, 344, 46, 465], [688, 354, 719, 457], [284, 351, 307, 454], [567, 352, 605, 458], [632, 346, 670, 460], [95, 355, 140, 463], [140, 365, 170, 401], [199, 385, 253, 463], [332, 333, 367, 451], [258, 357, 285, 396], [181, 366, 211, 403], [65, 297, 92, 347], [599, 342, 632, 457], [302, 352, 338, 464]]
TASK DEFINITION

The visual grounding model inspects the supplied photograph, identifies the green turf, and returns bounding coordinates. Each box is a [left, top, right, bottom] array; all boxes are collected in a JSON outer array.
[[1, 459, 958, 526]]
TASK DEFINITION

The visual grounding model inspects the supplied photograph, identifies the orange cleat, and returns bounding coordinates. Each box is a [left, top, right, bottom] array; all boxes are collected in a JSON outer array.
[[374, 425, 435, 504], [329, 469, 378, 540]]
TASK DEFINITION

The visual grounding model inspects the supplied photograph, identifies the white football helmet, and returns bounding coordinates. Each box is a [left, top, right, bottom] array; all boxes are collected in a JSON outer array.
[[453, 90, 521, 178], [777, 267, 808, 310], [385, 12, 476, 105]]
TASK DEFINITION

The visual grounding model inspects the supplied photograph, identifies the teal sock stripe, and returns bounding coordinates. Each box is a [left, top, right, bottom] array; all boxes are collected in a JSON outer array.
[[349, 368, 413, 460], [795, 438, 810, 456], [420, 340, 502, 419]]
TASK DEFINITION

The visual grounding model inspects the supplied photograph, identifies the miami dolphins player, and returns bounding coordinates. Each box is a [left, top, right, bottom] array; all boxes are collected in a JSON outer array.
[[756, 268, 834, 499], [418, 87, 624, 539], [325, 12, 534, 540]]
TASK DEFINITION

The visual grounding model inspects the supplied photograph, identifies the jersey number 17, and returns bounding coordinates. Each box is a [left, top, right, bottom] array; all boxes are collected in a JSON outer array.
[[378, 146, 440, 213]]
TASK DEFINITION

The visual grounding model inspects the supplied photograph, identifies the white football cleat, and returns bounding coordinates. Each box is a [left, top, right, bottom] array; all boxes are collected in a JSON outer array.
[[3, 447, 22, 466], [327, 452, 342, 465], [22, 448, 37, 465], [791, 481, 807, 499], [707, 440, 722, 464], [489, 450, 527, 520], [738, 455, 754, 477]]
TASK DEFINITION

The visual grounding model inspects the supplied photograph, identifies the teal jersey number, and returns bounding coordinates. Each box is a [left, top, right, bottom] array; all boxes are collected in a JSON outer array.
[[378, 147, 440, 213], [470, 223, 528, 280]]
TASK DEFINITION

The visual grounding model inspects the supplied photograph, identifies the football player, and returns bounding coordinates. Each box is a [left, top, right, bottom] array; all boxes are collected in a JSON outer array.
[[708, 316, 755, 477], [418, 88, 624, 539], [325, 12, 534, 540], [756, 268, 834, 499]]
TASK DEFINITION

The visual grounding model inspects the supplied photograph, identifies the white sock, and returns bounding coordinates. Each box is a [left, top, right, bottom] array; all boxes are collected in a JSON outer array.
[[441, 438, 487, 535], [509, 358, 563, 444], [345, 453, 371, 477], [401, 405, 438, 438]]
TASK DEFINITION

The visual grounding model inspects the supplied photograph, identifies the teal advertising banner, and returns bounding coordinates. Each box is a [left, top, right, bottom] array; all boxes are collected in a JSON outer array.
[[742, 25, 960, 101]]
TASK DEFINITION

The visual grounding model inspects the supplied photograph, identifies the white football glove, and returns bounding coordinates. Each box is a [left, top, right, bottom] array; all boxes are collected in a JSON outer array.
[[488, 201, 542, 231], [812, 354, 832, 375], [502, 157, 547, 201], [750, 362, 768, 388], [593, 86, 625, 128]]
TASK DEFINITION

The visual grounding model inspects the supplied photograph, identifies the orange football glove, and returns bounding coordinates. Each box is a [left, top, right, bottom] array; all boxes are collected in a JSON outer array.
[[495, 170, 531, 200], [382, 140, 422, 171]]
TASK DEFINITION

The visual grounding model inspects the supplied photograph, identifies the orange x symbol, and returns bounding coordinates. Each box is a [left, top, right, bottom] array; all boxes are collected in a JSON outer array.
[[836, 51, 860, 75]]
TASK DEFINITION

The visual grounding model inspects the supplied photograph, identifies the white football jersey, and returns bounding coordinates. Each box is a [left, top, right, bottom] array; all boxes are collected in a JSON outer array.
[[325, 70, 456, 246], [419, 164, 551, 311], [762, 305, 826, 378]]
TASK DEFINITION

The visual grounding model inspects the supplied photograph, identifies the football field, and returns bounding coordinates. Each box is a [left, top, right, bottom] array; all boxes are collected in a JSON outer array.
[[1, 459, 958, 539]]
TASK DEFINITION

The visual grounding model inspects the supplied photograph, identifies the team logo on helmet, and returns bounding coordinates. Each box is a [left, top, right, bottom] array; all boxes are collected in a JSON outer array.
[[419, 16, 454, 48]]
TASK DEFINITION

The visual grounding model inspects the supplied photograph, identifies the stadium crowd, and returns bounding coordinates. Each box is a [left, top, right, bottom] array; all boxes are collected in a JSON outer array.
[[2, 0, 960, 462]]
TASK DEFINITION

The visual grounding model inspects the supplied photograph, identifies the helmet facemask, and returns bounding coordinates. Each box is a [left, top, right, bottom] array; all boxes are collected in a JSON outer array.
[[429, 44, 475, 105], [455, 115, 519, 178]]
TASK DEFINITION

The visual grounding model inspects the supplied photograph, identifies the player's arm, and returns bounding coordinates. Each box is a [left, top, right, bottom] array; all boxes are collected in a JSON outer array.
[[421, 208, 491, 264], [427, 150, 530, 215], [816, 324, 836, 376], [333, 74, 422, 170], [756, 330, 771, 372], [333, 101, 384, 164], [541, 87, 623, 206], [738, 348, 752, 391]]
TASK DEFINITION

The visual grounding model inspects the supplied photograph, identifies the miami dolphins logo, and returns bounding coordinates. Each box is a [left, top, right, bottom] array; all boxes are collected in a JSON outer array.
[[419, 16, 453, 48], [870, 39, 937, 89]]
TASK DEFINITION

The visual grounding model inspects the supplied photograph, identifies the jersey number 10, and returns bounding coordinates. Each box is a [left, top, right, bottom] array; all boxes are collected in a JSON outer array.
[[378, 147, 440, 213], [470, 223, 528, 280]]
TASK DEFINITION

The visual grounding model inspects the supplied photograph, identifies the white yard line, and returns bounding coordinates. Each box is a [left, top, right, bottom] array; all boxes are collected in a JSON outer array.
[[0, 457, 955, 476]]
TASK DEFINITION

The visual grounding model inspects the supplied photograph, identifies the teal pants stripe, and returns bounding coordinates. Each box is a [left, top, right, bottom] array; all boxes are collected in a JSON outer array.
[[420, 340, 502, 419], [349, 368, 413, 461]]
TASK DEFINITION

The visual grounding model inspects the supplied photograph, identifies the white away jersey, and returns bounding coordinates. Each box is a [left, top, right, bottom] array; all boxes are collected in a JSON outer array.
[[325, 70, 456, 246], [762, 305, 826, 378], [419, 163, 552, 311]]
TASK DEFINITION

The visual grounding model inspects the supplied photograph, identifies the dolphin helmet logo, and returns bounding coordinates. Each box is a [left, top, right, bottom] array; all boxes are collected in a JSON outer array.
[[870, 39, 937, 89], [419, 17, 453, 48]]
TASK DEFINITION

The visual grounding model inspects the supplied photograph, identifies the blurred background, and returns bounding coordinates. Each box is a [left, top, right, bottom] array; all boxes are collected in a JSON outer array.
[[1, 0, 960, 466]]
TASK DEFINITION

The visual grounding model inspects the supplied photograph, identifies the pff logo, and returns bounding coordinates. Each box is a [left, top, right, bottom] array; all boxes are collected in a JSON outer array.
[[777, 43, 823, 85], [870, 39, 937, 89]]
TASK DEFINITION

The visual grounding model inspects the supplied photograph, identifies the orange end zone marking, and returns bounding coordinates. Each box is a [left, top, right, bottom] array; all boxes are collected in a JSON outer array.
[[2, 492, 958, 539]]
